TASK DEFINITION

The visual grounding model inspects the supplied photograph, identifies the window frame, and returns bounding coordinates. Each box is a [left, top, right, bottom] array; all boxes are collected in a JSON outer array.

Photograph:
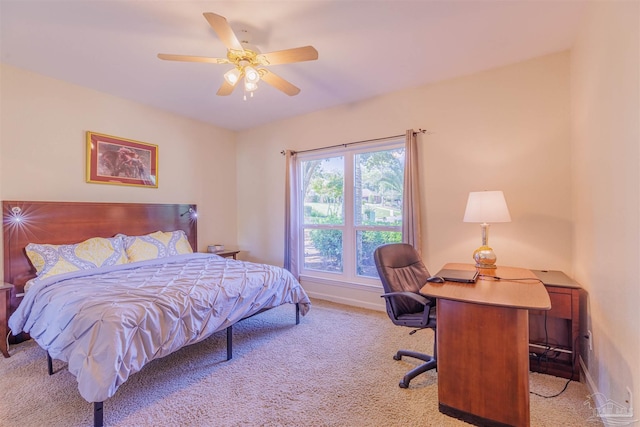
[[296, 138, 404, 287]]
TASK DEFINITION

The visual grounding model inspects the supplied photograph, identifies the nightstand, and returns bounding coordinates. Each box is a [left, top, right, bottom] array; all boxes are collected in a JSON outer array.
[[211, 249, 240, 260], [1, 283, 12, 358]]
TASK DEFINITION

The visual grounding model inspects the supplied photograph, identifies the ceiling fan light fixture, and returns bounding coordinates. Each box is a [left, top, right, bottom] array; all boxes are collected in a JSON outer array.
[[244, 80, 258, 92], [158, 13, 318, 98], [224, 68, 241, 85], [244, 66, 260, 84]]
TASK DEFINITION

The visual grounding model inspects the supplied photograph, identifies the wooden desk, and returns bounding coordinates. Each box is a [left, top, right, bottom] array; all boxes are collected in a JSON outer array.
[[421, 263, 551, 427]]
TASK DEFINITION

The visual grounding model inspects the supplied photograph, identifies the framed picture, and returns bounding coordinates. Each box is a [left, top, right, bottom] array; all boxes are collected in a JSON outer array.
[[86, 131, 158, 188]]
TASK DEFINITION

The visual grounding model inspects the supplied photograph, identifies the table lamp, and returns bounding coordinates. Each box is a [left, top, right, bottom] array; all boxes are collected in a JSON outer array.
[[463, 190, 511, 269]]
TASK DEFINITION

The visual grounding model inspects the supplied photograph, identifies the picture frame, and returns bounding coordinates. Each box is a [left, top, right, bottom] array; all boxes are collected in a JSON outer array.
[[86, 131, 158, 188]]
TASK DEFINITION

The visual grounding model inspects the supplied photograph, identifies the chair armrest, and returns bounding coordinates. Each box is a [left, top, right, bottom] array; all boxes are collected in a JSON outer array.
[[381, 291, 429, 306]]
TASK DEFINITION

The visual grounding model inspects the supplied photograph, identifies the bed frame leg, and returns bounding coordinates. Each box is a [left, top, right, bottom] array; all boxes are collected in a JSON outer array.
[[226, 325, 232, 361], [94, 401, 103, 427], [47, 352, 53, 375], [295, 303, 300, 325]]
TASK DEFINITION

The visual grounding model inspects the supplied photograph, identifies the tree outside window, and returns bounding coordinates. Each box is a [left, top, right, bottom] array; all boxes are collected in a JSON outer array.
[[300, 143, 404, 281]]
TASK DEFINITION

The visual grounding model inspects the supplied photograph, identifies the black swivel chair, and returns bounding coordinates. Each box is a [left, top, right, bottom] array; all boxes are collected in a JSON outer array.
[[373, 243, 437, 388]]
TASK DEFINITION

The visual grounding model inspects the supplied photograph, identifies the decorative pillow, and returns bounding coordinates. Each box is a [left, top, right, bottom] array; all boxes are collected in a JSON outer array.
[[26, 236, 128, 281], [120, 230, 193, 263]]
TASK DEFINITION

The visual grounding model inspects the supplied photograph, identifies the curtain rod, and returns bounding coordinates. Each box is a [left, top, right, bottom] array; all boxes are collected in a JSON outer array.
[[280, 128, 429, 156]]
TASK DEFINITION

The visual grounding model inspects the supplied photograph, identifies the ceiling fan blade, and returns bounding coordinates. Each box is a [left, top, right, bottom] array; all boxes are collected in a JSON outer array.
[[203, 12, 244, 52], [257, 46, 318, 66], [216, 70, 243, 96], [260, 69, 301, 96], [157, 53, 229, 64], [216, 80, 238, 96]]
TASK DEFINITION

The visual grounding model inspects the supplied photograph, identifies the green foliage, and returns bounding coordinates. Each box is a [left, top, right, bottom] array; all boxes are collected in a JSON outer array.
[[304, 158, 344, 220], [308, 229, 343, 267], [302, 149, 405, 276], [358, 149, 405, 205], [357, 231, 402, 276]]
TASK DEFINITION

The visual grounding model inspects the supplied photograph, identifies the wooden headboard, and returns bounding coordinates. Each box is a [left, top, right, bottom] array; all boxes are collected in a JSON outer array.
[[2, 201, 197, 313]]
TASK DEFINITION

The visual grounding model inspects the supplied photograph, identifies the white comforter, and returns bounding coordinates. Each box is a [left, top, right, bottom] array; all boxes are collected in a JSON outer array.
[[9, 253, 311, 402]]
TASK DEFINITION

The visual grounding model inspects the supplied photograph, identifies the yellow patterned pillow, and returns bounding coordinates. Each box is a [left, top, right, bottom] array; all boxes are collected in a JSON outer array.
[[121, 230, 193, 263], [26, 236, 128, 280]]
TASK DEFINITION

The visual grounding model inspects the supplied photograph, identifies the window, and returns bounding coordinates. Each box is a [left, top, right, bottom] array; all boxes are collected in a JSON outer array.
[[298, 140, 404, 284]]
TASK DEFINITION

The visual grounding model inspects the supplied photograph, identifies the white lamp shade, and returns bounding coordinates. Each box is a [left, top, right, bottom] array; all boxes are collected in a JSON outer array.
[[463, 191, 511, 223], [224, 68, 241, 85], [244, 80, 258, 92], [244, 66, 260, 84]]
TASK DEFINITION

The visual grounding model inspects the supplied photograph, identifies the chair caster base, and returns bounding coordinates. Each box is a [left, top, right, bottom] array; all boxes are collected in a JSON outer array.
[[393, 350, 437, 389]]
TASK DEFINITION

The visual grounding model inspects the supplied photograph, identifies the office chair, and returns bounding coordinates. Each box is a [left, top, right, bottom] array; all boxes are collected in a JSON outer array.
[[373, 243, 437, 388]]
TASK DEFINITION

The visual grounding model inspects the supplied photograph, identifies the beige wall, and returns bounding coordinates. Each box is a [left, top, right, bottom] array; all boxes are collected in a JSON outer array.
[[571, 0, 640, 417], [237, 52, 572, 307], [0, 64, 238, 267]]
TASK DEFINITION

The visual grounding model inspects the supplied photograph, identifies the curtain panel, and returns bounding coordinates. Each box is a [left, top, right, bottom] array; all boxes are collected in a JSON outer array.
[[402, 129, 422, 254], [284, 150, 300, 278]]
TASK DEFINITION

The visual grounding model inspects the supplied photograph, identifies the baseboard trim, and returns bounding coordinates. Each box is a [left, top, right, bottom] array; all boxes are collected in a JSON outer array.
[[580, 356, 598, 397], [303, 289, 385, 312], [580, 356, 611, 426], [579, 356, 637, 426], [300, 276, 386, 312]]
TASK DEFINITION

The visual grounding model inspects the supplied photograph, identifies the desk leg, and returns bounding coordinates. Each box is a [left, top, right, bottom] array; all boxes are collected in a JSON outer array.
[[437, 299, 530, 427]]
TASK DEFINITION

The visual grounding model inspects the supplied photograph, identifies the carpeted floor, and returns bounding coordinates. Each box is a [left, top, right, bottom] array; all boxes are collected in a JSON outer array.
[[0, 299, 601, 426]]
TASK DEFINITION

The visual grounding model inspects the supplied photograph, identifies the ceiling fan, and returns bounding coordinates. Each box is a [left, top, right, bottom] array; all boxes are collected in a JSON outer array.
[[158, 12, 318, 97]]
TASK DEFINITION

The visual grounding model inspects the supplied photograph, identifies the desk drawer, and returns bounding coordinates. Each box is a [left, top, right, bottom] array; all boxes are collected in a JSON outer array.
[[548, 292, 572, 319], [531, 291, 571, 319]]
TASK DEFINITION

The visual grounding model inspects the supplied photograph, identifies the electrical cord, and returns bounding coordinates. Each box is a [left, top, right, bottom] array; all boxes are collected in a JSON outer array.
[[530, 334, 579, 398], [478, 274, 544, 283], [478, 273, 576, 398], [529, 300, 579, 398]]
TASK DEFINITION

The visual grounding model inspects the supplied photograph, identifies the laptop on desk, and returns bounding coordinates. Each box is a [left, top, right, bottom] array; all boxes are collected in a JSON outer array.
[[432, 268, 479, 284]]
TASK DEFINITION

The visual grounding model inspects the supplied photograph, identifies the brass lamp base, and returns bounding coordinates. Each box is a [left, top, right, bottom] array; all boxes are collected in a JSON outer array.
[[473, 245, 497, 269]]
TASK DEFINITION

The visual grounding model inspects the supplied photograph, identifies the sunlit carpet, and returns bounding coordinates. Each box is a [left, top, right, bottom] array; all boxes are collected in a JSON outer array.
[[0, 299, 601, 426]]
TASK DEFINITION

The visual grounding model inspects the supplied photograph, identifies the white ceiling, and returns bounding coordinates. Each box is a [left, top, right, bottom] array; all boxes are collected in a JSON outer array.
[[0, 1, 586, 131]]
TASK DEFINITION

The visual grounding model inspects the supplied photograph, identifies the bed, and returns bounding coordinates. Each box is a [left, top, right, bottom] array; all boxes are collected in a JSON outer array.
[[2, 201, 311, 427]]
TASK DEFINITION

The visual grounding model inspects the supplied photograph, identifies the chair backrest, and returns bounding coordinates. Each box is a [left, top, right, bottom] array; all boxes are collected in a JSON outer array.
[[374, 243, 431, 318]]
